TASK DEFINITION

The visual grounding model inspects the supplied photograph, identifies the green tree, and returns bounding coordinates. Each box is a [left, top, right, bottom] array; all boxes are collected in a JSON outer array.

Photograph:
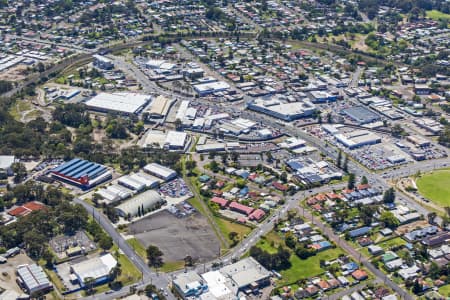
[[383, 187, 396, 204], [360, 176, 368, 185], [99, 235, 113, 252], [185, 160, 197, 176], [337, 150, 342, 168], [228, 231, 239, 246], [347, 173, 355, 190], [343, 155, 349, 172], [380, 211, 399, 229], [146, 245, 164, 268]]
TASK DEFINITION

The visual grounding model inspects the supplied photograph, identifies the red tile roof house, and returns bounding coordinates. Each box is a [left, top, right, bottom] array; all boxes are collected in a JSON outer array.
[[272, 182, 288, 192], [229, 201, 254, 216], [316, 280, 330, 291], [352, 269, 368, 281], [210, 197, 229, 209], [357, 184, 371, 190], [327, 278, 340, 289], [305, 285, 319, 296], [249, 209, 266, 222], [8, 201, 46, 217]]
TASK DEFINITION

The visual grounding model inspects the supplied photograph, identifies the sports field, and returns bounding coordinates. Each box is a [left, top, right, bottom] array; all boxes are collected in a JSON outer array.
[[416, 169, 450, 208]]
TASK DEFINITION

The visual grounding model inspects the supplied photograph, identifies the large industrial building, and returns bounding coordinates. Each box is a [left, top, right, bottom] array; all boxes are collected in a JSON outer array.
[[172, 257, 271, 299], [335, 130, 382, 149], [115, 190, 166, 217], [164, 131, 188, 150], [16, 264, 52, 296], [85, 92, 151, 115], [247, 97, 316, 121], [147, 95, 173, 118], [143, 163, 177, 181], [93, 55, 114, 70], [118, 172, 159, 192], [341, 106, 381, 124], [0, 155, 15, 176], [50, 158, 112, 189], [193, 81, 231, 96], [70, 253, 117, 287]]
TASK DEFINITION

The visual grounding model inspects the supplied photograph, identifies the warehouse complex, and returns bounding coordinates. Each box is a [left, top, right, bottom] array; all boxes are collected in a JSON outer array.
[[50, 158, 112, 189], [147, 95, 173, 118], [341, 106, 381, 124], [85, 92, 151, 115], [16, 264, 52, 296], [247, 97, 316, 121], [143, 163, 177, 181], [115, 190, 166, 217], [173, 257, 271, 299], [70, 253, 117, 287], [335, 130, 382, 149]]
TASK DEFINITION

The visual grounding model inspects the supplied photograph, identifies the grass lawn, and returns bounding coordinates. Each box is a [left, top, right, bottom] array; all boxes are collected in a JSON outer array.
[[160, 260, 185, 272], [111, 245, 142, 285], [416, 169, 450, 208], [278, 248, 344, 285], [126, 238, 147, 261], [438, 284, 450, 296], [254, 231, 344, 286], [214, 216, 253, 245], [426, 10, 450, 20], [376, 237, 406, 250]]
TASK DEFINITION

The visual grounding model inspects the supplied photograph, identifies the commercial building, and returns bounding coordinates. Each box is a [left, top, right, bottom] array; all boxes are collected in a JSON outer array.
[[0, 155, 15, 176], [70, 253, 117, 287], [93, 55, 114, 70], [219, 257, 271, 291], [147, 95, 172, 118], [115, 190, 165, 217], [335, 130, 381, 149], [164, 131, 188, 150], [95, 184, 133, 205], [143, 163, 177, 181], [172, 257, 271, 299], [193, 81, 231, 96], [247, 97, 316, 121], [309, 91, 338, 103], [16, 264, 52, 296], [173, 271, 208, 299], [341, 106, 381, 124], [85, 92, 151, 115], [51, 158, 112, 189]]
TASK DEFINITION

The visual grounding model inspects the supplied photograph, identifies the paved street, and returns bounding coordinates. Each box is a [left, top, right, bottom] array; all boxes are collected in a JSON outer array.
[[74, 198, 177, 300]]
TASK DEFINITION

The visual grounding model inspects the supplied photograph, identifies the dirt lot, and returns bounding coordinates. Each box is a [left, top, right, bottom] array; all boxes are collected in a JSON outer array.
[[128, 210, 219, 263], [0, 252, 33, 293], [395, 220, 430, 235]]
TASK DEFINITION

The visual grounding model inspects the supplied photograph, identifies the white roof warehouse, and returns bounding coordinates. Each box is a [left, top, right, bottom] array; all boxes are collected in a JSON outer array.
[[85, 92, 151, 115], [16, 264, 52, 296]]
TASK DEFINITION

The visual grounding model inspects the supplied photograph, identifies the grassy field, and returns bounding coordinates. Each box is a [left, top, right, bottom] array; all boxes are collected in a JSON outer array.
[[126, 238, 147, 261], [160, 260, 185, 272], [255, 231, 344, 285], [214, 216, 253, 245], [111, 245, 142, 285], [426, 10, 450, 20], [416, 169, 450, 208], [376, 237, 407, 251], [438, 284, 450, 297]]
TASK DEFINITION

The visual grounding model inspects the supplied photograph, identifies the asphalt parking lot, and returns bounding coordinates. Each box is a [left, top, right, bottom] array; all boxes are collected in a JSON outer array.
[[128, 210, 220, 263]]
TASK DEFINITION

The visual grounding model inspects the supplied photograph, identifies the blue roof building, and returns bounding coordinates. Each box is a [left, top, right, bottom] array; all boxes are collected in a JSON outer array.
[[348, 226, 371, 238]]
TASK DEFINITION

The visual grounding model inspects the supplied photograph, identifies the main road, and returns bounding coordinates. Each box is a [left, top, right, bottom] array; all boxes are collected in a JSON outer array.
[[73, 198, 177, 300]]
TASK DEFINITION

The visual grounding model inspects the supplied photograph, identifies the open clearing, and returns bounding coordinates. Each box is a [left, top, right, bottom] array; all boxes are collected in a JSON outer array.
[[426, 10, 450, 21], [128, 210, 219, 263], [255, 231, 344, 286], [416, 169, 450, 208]]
